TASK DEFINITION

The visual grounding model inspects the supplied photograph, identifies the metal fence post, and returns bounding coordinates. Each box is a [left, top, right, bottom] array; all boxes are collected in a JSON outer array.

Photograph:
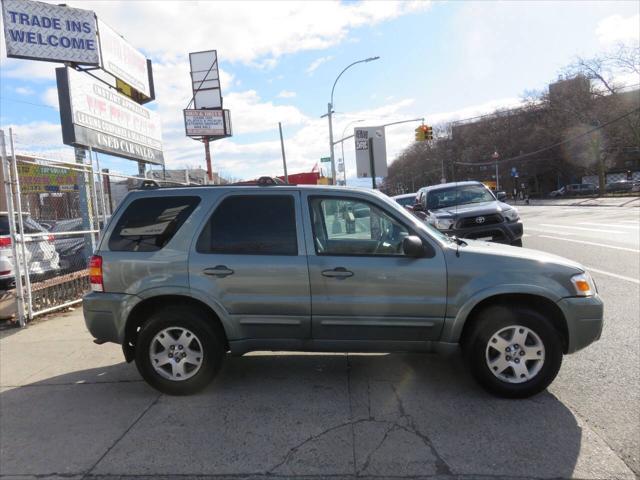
[[76, 147, 95, 254], [9, 128, 33, 320], [93, 151, 108, 225], [0, 130, 26, 326]]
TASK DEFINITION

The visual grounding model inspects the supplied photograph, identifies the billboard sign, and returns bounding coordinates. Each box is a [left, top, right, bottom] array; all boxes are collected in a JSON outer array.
[[97, 19, 151, 99], [189, 50, 222, 109], [56, 66, 164, 165], [184, 109, 224, 137], [1, 0, 99, 64], [354, 127, 388, 178], [17, 162, 77, 193]]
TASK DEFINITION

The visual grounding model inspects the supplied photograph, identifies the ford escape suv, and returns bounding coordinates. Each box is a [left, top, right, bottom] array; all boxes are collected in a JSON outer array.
[[83, 184, 603, 398]]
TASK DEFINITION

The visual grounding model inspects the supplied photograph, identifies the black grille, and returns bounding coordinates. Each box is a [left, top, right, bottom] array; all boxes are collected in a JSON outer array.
[[457, 213, 503, 229]]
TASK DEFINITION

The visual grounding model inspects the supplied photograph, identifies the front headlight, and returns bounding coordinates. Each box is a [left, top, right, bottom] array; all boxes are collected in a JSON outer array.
[[434, 218, 455, 230], [503, 208, 519, 222], [571, 272, 596, 296]]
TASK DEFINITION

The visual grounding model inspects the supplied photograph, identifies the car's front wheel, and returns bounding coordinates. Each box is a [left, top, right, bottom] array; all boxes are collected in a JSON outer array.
[[134, 305, 224, 395], [463, 305, 563, 398]]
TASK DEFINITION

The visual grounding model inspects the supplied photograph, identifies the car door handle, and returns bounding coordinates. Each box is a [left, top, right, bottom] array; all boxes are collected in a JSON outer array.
[[203, 265, 234, 278], [321, 267, 354, 279]]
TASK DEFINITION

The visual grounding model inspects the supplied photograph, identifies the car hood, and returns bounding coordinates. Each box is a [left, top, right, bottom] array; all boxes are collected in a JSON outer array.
[[458, 239, 584, 272], [431, 200, 511, 218]]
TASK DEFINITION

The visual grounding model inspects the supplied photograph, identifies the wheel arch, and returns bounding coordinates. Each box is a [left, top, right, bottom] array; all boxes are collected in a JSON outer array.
[[453, 291, 569, 354], [123, 294, 229, 362]]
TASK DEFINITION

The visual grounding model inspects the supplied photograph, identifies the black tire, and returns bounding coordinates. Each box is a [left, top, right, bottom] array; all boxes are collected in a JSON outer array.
[[463, 305, 563, 398], [511, 239, 523, 247], [134, 305, 224, 395]]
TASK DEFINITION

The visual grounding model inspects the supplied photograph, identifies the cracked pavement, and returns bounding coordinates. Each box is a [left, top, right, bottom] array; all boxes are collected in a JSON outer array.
[[1, 308, 636, 480]]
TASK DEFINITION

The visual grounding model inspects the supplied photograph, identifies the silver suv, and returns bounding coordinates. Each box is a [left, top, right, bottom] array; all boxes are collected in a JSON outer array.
[[83, 184, 603, 398]]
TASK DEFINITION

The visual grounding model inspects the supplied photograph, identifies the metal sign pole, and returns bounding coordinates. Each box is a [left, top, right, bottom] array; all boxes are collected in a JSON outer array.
[[9, 128, 33, 321], [204, 137, 213, 183], [368, 137, 377, 189], [0, 130, 26, 327]]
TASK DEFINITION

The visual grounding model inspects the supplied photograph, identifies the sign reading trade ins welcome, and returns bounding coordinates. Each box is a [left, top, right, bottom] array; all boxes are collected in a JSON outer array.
[[1, 0, 99, 64], [56, 66, 164, 165]]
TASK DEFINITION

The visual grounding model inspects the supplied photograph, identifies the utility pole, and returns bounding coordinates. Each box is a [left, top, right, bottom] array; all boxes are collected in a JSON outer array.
[[278, 122, 288, 183], [327, 102, 336, 184]]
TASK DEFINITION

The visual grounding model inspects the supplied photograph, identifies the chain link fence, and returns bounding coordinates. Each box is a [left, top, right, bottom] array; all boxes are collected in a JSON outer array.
[[1, 128, 193, 326]]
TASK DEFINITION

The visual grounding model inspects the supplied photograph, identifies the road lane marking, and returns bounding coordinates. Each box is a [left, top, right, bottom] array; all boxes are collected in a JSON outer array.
[[535, 235, 640, 253], [584, 267, 640, 285], [525, 227, 577, 236], [578, 222, 639, 229], [539, 223, 624, 234]]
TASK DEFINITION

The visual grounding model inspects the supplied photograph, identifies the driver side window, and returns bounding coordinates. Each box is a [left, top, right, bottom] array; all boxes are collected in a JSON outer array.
[[309, 197, 410, 256]]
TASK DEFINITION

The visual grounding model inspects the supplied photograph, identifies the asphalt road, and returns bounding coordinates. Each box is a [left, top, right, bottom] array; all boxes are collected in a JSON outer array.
[[519, 204, 640, 477], [0, 204, 638, 480]]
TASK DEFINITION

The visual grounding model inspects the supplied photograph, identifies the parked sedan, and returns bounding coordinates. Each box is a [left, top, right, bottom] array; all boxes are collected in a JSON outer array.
[[0, 212, 60, 290], [392, 193, 418, 208], [549, 183, 598, 197], [605, 180, 640, 193]]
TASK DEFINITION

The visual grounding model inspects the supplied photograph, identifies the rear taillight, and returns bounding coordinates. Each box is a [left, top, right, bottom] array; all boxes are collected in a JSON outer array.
[[0, 236, 11, 248], [89, 255, 104, 292], [48, 234, 55, 242]]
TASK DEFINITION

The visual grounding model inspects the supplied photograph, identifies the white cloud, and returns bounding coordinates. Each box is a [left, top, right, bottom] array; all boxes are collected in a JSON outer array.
[[66, 1, 429, 65], [42, 88, 59, 110], [14, 86, 34, 96], [306, 56, 333, 75], [596, 14, 640, 45], [277, 90, 297, 98]]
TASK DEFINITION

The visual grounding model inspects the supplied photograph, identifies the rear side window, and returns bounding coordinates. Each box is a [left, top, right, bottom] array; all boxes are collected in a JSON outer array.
[[109, 196, 200, 252], [197, 195, 297, 255]]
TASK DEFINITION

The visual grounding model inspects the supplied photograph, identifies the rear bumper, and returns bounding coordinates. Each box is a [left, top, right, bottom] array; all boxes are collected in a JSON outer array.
[[557, 294, 604, 354], [449, 221, 523, 244], [83, 292, 139, 344]]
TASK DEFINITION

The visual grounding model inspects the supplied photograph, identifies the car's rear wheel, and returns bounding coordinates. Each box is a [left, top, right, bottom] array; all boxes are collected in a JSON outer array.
[[134, 305, 224, 395], [463, 305, 563, 398]]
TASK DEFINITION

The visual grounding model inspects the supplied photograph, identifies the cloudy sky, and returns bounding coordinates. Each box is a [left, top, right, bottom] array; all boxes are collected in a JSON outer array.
[[1, 0, 638, 183]]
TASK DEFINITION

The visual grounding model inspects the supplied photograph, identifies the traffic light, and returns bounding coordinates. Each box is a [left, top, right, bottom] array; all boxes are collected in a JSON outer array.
[[425, 125, 433, 140], [415, 125, 433, 142]]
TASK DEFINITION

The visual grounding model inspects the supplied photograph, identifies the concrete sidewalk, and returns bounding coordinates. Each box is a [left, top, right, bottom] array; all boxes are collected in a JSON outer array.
[[0, 309, 635, 480]]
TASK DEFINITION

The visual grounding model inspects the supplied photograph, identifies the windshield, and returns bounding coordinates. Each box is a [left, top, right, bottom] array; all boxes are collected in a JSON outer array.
[[427, 185, 496, 210], [394, 195, 416, 207]]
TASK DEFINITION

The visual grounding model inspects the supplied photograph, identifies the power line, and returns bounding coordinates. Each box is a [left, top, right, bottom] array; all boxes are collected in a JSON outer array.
[[0, 96, 57, 110], [453, 107, 640, 166]]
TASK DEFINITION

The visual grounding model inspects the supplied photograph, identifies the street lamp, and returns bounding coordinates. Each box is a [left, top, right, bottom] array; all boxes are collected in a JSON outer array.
[[324, 56, 380, 184], [492, 151, 500, 190], [340, 119, 365, 185]]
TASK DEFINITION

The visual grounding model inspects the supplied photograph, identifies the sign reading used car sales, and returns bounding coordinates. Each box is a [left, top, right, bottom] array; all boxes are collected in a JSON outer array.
[[56, 66, 164, 165], [1, 0, 99, 64], [184, 109, 224, 137], [97, 19, 151, 99]]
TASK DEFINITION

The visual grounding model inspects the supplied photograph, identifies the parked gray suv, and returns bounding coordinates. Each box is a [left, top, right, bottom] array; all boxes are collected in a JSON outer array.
[[83, 184, 603, 398]]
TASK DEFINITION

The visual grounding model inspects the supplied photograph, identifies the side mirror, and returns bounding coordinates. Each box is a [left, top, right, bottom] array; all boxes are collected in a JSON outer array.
[[402, 235, 424, 258], [412, 202, 424, 212], [496, 191, 507, 201]]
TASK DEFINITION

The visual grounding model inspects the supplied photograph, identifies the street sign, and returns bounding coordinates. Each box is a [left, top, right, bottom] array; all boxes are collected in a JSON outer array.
[[320, 157, 331, 163], [354, 127, 387, 178]]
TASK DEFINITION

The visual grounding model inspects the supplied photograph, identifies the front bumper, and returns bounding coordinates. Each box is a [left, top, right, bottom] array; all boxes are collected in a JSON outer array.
[[447, 221, 523, 244], [83, 291, 140, 345], [557, 294, 604, 354]]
